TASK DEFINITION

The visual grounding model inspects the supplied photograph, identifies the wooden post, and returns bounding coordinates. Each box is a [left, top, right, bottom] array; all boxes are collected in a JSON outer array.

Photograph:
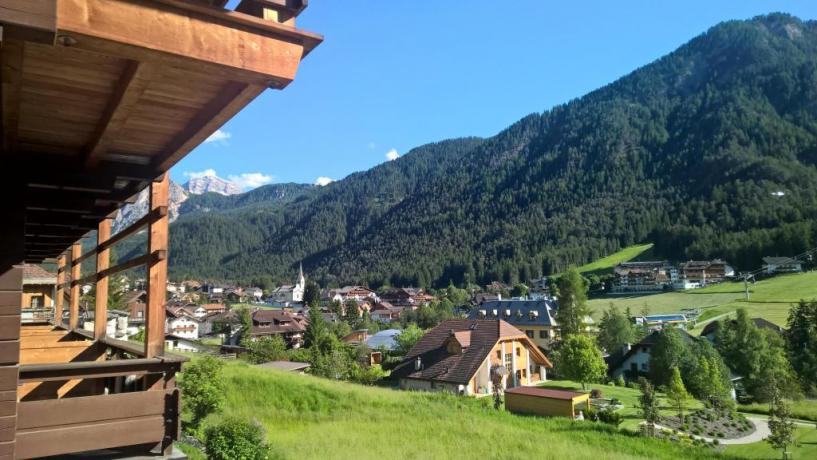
[[94, 219, 112, 339], [145, 174, 168, 358], [55, 254, 65, 324], [69, 243, 81, 330], [0, 265, 22, 459]]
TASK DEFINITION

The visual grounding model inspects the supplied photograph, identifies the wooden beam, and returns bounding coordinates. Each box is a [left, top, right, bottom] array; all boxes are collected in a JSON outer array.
[[85, 61, 157, 167], [57, 0, 315, 82], [94, 219, 111, 339], [68, 244, 81, 330], [99, 206, 167, 254], [145, 175, 169, 358], [73, 250, 166, 288], [0, 0, 57, 44], [155, 82, 266, 170], [55, 254, 65, 323], [1, 39, 23, 155]]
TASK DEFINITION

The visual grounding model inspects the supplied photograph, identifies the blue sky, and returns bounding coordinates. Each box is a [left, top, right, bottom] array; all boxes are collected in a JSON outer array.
[[170, 0, 817, 189]]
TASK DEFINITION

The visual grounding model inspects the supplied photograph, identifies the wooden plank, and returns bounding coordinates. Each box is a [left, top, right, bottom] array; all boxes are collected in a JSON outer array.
[[0, 0, 57, 44], [145, 175, 168, 358], [17, 389, 167, 429], [57, 0, 311, 81], [0, 39, 23, 155], [85, 60, 157, 166], [0, 317, 20, 341], [0, 415, 15, 442], [156, 82, 265, 170], [0, 367, 18, 392], [16, 415, 166, 459], [68, 243, 80, 330], [20, 339, 88, 351], [0, 341, 18, 366], [0, 294, 20, 317], [18, 358, 180, 383], [94, 219, 111, 339], [101, 206, 167, 252], [19, 342, 97, 365], [55, 254, 65, 324]]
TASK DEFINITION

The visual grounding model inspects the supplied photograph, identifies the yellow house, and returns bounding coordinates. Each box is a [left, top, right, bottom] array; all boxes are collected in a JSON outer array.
[[393, 319, 552, 396], [22, 264, 57, 309]]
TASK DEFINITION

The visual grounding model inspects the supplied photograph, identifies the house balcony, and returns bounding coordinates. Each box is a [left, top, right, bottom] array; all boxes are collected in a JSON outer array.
[[14, 323, 184, 459]]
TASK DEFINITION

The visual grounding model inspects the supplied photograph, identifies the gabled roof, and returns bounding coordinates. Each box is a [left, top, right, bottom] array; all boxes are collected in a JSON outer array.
[[22, 264, 57, 285], [392, 319, 552, 385], [763, 256, 800, 265]]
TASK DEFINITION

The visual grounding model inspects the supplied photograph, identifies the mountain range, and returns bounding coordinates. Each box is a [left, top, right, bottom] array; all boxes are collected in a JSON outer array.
[[117, 14, 817, 288]]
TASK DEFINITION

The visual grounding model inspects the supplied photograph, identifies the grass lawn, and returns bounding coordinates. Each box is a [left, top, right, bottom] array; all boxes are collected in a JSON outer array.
[[724, 425, 817, 459], [187, 360, 726, 460], [738, 399, 817, 423], [587, 271, 817, 329], [538, 380, 704, 432], [578, 244, 655, 276]]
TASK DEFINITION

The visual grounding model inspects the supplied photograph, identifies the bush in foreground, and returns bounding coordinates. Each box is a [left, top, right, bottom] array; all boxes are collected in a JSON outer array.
[[204, 417, 279, 460]]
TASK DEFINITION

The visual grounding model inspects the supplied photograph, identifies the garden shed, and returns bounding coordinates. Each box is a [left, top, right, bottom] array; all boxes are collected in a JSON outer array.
[[504, 387, 591, 418]]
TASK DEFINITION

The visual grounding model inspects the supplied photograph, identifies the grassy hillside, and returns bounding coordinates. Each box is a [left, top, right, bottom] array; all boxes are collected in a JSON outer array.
[[578, 244, 654, 276], [194, 361, 727, 460], [587, 271, 817, 328]]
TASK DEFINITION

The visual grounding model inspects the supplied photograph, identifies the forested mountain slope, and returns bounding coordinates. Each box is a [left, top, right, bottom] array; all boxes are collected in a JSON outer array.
[[149, 14, 817, 287]]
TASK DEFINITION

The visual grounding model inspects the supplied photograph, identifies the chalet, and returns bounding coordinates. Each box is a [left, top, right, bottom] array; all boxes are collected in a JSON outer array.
[[334, 285, 379, 303], [392, 320, 552, 396], [679, 259, 734, 287], [199, 303, 227, 316], [763, 256, 802, 274], [380, 287, 435, 309], [473, 292, 502, 304], [612, 261, 677, 293], [22, 264, 57, 317], [249, 309, 307, 348], [607, 330, 696, 380], [370, 301, 402, 322], [469, 300, 558, 350], [165, 334, 208, 353], [165, 306, 202, 340]]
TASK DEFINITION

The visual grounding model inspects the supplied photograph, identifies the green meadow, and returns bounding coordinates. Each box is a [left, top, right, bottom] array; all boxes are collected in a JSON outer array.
[[578, 244, 655, 276], [185, 360, 727, 460]]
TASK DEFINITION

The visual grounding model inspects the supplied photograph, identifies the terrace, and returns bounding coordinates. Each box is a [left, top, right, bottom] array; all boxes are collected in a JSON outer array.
[[0, 1, 320, 458]]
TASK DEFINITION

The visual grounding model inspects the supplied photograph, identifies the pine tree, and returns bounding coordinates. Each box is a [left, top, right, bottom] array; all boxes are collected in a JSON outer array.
[[766, 382, 795, 460], [555, 268, 589, 338], [666, 367, 690, 423]]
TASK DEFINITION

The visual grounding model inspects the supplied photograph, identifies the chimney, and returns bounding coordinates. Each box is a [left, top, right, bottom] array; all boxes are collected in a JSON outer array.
[[622, 343, 631, 354], [414, 356, 423, 371]]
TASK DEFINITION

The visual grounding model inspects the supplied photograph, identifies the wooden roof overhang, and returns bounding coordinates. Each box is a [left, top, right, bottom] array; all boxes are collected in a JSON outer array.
[[0, 0, 321, 267]]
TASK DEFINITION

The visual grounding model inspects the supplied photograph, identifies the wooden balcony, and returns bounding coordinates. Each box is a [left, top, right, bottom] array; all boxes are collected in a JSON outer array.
[[10, 324, 185, 459], [0, 1, 321, 458]]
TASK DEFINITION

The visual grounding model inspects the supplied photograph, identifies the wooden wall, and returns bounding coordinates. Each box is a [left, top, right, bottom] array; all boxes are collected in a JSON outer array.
[[0, 267, 21, 459], [504, 393, 576, 418]]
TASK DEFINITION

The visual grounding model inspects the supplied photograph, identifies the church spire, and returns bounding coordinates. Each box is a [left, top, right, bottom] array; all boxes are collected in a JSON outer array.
[[298, 262, 305, 286]]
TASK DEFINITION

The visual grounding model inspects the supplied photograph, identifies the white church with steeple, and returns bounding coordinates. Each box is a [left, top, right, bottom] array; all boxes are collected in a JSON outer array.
[[271, 263, 306, 303]]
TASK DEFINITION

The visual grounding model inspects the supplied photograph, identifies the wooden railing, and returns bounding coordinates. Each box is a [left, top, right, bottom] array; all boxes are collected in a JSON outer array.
[[56, 174, 170, 358], [16, 325, 185, 458]]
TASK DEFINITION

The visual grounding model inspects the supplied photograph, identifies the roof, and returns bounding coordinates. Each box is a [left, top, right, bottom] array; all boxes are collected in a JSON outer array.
[[255, 361, 311, 372], [763, 256, 800, 265], [606, 329, 697, 372], [391, 320, 552, 385], [251, 309, 306, 335], [701, 317, 786, 337], [642, 314, 687, 322], [505, 386, 588, 400], [365, 329, 401, 351], [470, 300, 557, 327], [22, 264, 57, 285]]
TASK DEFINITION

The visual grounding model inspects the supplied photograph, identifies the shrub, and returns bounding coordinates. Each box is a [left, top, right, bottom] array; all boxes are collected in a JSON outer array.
[[204, 417, 277, 460], [609, 398, 621, 406], [597, 408, 624, 428], [615, 376, 626, 387], [179, 356, 225, 431], [584, 406, 599, 421], [590, 389, 603, 399], [716, 432, 725, 438]]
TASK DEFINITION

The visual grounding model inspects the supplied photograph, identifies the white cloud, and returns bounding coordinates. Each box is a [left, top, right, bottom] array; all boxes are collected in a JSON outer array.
[[228, 172, 273, 190], [204, 129, 231, 144], [183, 168, 218, 179], [385, 148, 400, 161], [315, 176, 334, 186]]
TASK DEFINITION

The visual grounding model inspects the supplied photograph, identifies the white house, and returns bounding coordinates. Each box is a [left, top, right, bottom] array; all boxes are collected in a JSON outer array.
[[165, 307, 201, 340], [762, 256, 802, 274]]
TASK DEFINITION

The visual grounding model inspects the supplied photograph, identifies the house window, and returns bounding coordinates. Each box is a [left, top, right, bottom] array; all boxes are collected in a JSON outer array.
[[504, 353, 513, 367], [641, 363, 648, 371], [526, 330, 533, 338], [539, 330, 548, 339], [641, 347, 648, 353], [496, 350, 501, 360], [516, 348, 521, 357]]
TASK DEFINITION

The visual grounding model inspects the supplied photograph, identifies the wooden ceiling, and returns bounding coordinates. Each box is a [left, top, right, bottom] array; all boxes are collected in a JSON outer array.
[[0, 0, 321, 265]]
